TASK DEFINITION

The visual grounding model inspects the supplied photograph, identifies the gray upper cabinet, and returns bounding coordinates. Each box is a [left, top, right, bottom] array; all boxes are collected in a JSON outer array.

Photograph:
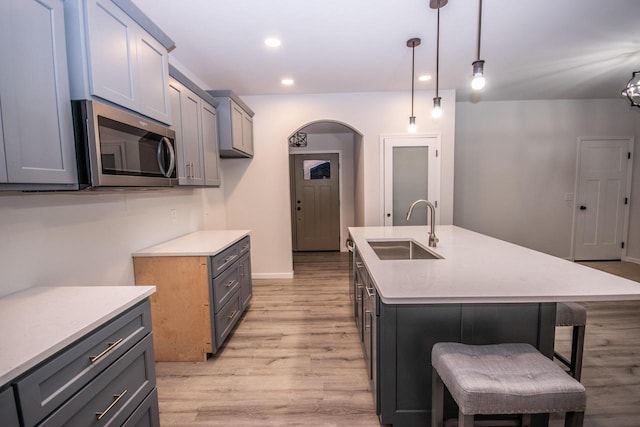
[[64, 0, 173, 125], [169, 78, 204, 186], [208, 90, 255, 158], [169, 66, 221, 187], [201, 103, 221, 186], [0, 0, 78, 188]]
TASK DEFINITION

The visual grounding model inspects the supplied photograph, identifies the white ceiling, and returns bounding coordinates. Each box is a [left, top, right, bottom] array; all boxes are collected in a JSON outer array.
[[132, 0, 640, 102]]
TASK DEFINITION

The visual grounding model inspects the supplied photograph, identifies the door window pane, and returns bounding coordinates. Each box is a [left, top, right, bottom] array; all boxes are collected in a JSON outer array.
[[303, 160, 331, 180]]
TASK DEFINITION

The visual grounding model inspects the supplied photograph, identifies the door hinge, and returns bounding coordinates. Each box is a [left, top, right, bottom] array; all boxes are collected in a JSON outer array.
[[629, 152, 632, 159], [621, 241, 625, 249], [625, 197, 628, 205], [436, 149, 439, 157]]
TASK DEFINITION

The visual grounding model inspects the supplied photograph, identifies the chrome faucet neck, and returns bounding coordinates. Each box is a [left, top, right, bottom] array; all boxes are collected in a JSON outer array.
[[406, 199, 439, 247]]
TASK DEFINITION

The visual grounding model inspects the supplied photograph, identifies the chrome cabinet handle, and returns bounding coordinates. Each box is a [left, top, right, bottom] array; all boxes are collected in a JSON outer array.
[[96, 389, 127, 420], [225, 280, 236, 288], [227, 310, 237, 320], [365, 286, 376, 298], [217, 254, 237, 271], [89, 338, 123, 363], [241, 244, 249, 251], [364, 311, 371, 329], [355, 262, 364, 268]]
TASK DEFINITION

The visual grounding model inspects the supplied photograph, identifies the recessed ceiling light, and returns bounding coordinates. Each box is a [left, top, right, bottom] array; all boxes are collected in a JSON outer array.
[[281, 78, 294, 86], [265, 38, 281, 48], [419, 74, 432, 81]]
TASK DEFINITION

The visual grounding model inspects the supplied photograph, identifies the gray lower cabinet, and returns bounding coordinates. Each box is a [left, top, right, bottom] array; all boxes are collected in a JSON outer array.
[[133, 236, 252, 361], [169, 66, 221, 187], [208, 90, 254, 158], [352, 247, 556, 427], [13, 300, 158, 427], [0, 0, 78, 189], [0, 387, 19, 427], [209, 236, 252, 351]]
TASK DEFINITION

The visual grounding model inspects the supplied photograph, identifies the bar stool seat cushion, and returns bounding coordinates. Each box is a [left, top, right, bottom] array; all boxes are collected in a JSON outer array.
[[432, 342, 586, 415], [556, 302, 587, 327]]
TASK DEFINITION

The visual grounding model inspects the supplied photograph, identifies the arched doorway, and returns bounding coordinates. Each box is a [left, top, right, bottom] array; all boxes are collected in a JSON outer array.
[[288, 120, 363, 252]]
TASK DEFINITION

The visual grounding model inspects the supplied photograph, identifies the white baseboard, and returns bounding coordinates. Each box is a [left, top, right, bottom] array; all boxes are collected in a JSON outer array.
[[252, 271, 294, 279], [622, 256, 640, 265]]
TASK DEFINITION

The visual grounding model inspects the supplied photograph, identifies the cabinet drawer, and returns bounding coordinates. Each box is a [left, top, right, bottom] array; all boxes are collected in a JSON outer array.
[[214, 291, 242, 345], [123, 388, 160, 427], [0, 386, 19, 427], [212, 263, 240, 313], [210, 244, 239, 277], [16, 300, 152, 427], [238, 236, 250, 256], [39, 333, 156, 427]]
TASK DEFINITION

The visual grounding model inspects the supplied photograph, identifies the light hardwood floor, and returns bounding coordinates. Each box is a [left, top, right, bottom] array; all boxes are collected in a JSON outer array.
[[156, 253, 640, 426]]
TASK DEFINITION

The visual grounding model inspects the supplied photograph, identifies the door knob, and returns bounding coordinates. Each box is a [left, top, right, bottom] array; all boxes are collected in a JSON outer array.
[[579, 205, 587, 210]]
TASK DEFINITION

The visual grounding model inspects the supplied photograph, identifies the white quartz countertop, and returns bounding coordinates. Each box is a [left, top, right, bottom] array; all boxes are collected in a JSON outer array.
[[132, 230, 250, 257], [349, 225, 640, 304], [0, 286, 155, 386]]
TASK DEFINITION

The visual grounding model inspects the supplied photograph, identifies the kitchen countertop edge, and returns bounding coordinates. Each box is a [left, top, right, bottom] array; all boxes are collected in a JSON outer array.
[[0, 285, 155, 386]]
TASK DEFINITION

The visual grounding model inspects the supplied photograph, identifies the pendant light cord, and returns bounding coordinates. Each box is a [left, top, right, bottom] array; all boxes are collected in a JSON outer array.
[[436, 5, 440, 98], [476, 0, 483, 61], [411, 44, 415, 116]]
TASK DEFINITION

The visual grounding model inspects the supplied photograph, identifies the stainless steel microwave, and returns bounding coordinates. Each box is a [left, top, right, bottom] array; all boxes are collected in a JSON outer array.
[[72, 100, 176, 189]]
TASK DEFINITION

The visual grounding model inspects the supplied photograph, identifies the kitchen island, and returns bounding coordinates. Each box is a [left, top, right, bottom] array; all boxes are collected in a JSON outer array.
[[348, 225, 640, 427]]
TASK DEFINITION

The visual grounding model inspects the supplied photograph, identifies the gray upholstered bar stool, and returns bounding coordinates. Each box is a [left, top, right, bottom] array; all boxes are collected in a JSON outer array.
[[554, 302, 586, 381], [432, 342, 586, 427]]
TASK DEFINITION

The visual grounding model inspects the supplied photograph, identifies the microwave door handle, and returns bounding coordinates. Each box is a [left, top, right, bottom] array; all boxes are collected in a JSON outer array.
[[157, 137, 176, 178]]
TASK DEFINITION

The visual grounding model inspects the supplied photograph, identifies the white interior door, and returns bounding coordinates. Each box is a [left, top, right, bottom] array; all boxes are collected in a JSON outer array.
[[573, 137, 633, 260], [382, 136, 441, 226]]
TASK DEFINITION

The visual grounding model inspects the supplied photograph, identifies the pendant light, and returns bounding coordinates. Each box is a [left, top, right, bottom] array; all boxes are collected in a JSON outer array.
[[407, 38, 421, 133], [623, 70, 640, 108], [471, 0, 486, 90], [431, 0, 447, 119]]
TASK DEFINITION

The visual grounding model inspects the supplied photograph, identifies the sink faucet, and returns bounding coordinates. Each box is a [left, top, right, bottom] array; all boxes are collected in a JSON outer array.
[[406, 199, 439, 247]]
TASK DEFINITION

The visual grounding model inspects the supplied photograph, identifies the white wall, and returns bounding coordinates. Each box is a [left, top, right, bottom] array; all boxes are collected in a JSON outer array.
[[221, 90, 456, 278], [455, 98, 640, 261], [0, 187, 226, 298], [290, 132, 356, 251]]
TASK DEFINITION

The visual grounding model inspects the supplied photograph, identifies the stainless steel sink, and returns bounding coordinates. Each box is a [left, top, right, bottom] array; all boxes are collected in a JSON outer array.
[[367, 239, 442, 260]]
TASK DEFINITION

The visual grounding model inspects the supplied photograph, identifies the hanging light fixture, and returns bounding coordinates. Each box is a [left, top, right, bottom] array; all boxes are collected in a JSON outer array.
[[407, 38, 421, 133], [471, 0, 486, 90], [431, 0, 447, 119], [622, 70, 640, 108]]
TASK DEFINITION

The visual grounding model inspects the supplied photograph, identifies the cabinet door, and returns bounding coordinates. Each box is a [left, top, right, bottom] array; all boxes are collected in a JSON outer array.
[[0, 387, 20, 427], [241, 113, 254, 156], [170, 79, 203, 186], [201, 103, 221, 186], [0, 104, 6, 182], [137, 33, 171, 124], [0, 0, 77, 184], [231, 102, 244, 152], [239, 253, 252, 309], [86, 0, 138, 111]]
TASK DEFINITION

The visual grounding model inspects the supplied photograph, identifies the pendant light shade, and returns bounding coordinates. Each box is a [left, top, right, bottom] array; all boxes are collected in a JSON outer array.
[[471, 0, 486, 91], [623, 70, 640, 108], [407, 38, 421, 133]]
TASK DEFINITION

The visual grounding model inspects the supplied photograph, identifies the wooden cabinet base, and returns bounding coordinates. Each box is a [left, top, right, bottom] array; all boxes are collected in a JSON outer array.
[[133, 256, 213, 362]]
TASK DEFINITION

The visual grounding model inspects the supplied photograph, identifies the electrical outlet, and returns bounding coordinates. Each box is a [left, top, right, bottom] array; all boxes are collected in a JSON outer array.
[[170, 209, 177, 224]]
